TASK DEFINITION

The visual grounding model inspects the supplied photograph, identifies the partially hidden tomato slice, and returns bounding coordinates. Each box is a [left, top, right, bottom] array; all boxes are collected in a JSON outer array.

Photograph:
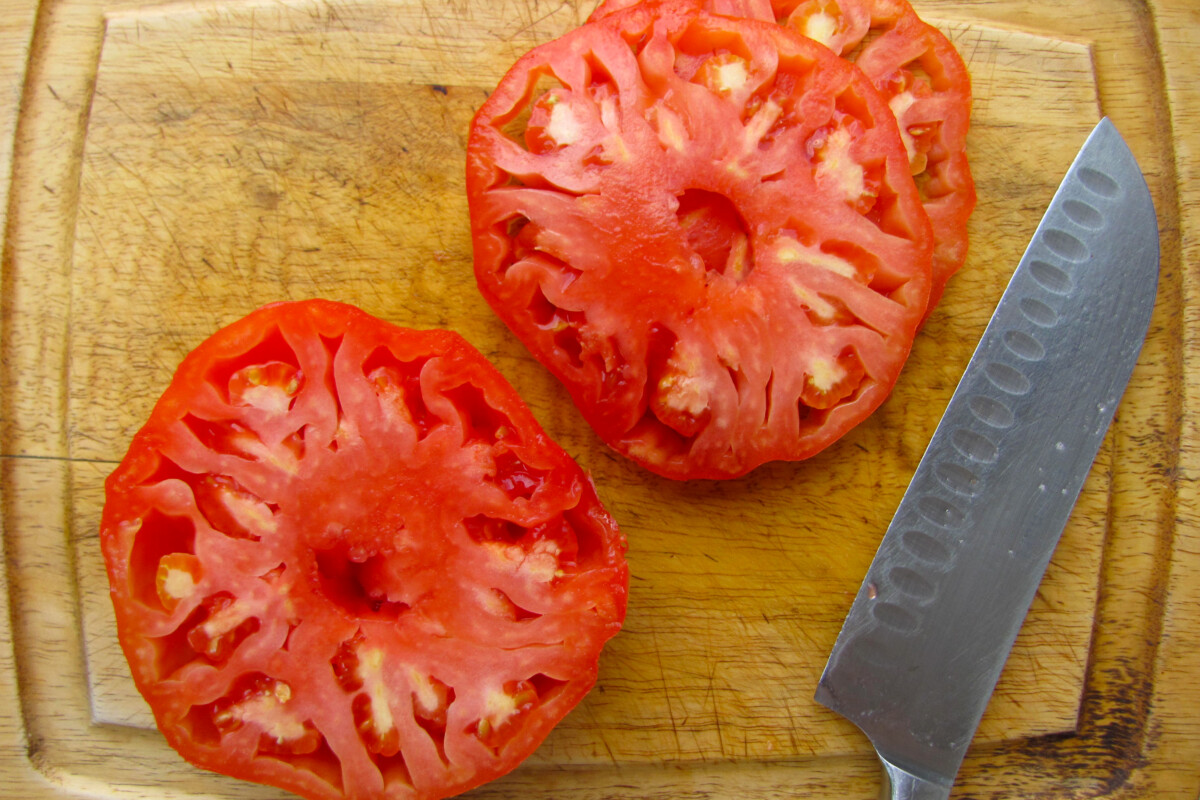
[[854, 1, 974, 315], [100, 299, 628, 800], [466, 4, 932, 480], [591, 0, 976, 317]]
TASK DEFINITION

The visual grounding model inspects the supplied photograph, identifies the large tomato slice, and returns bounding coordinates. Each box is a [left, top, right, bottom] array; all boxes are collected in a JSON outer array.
[[592, 0, 976, 316], [100, 300, 628, 800], [466, 4, 932, 480]]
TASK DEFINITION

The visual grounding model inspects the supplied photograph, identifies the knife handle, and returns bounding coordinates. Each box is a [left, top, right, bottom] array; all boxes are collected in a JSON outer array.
[[878, 755, 952, 800]]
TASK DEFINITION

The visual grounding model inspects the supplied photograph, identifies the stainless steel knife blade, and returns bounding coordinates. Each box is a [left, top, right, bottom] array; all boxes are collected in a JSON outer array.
[[814, 118, 1159, 800]]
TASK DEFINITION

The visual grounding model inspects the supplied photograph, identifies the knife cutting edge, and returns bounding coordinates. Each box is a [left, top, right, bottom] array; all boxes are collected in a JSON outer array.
[[814, 118, 1159, 800]]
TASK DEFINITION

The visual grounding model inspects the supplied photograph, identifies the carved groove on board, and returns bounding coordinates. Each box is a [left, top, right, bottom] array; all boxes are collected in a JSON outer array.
[[0, 0, 1186, 797]]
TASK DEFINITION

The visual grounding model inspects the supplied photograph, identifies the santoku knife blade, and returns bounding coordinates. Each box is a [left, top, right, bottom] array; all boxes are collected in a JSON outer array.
[[814, 118, 1159, 800]]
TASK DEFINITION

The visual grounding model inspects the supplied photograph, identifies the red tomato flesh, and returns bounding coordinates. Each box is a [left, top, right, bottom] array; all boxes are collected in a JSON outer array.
[[100, 299, 628, 800], [467, 4, 933, 479], [591, 0, 976, 317]]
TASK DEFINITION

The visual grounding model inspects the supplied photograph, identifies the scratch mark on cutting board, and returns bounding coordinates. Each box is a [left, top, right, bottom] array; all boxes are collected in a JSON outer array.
[[504, 4, 567, 43], [706, 659, 725, 759], [650, 626, 682, 756], [583, 699, 619, 767]]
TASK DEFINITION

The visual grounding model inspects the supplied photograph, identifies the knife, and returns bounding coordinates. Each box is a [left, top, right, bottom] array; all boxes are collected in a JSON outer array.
[[814, 117, 1159, 800]]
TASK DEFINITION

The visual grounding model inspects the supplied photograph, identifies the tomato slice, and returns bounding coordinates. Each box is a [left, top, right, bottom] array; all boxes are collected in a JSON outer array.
[[100, 300, 628, 800], [466, 4, 932, 479], [591, 0, 975, 317]]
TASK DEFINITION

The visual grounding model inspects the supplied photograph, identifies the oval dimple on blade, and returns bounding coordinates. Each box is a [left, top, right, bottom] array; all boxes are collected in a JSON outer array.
[[1019, 296, 1059, 327], [968, 395, 1014, 428], [900, 529, 955, 566], [984, 361, 1031, 395], [951, 429, 998, 463], [916, 495, 966, 528], [1028, 261, 1073, 294], [1046, 227, 1094, 262], [1003, 330, 1046, 361], [1062, 199, 1104, 230], [1077, 165, 1120, 197], [888, 566, 937, 601], [934, 461, 980, 495], [1042, 228, 1090, 262], [845, 632, 894, 671], [873, 602, 920, 633]]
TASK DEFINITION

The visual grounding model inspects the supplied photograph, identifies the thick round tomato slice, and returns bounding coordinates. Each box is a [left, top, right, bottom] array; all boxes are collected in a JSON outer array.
[[466, 5, 932, 480], [592, 0, 975, 317], [100, 300, 628, 800]]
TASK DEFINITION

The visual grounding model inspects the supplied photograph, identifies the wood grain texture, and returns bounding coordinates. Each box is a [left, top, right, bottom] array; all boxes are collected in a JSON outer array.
[[1136, 3, 1200, 797], [0, 0, 36, 232], [2, 3, 75, 798], [2, 0, 1198, 798]]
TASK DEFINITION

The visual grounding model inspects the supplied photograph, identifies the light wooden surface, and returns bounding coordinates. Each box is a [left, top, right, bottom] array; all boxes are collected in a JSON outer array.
[[2, 0, 1198, 798]]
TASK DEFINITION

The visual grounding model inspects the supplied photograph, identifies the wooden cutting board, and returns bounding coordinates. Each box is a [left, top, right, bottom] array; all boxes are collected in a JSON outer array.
[[2, 0, 1198, 798]]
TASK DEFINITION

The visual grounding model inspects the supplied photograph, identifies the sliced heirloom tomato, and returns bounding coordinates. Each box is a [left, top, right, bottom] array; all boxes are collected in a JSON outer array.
[[100, 299, 628, 800], [466, 4, 933, 479], [592, 0, 976, 317]]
